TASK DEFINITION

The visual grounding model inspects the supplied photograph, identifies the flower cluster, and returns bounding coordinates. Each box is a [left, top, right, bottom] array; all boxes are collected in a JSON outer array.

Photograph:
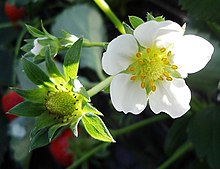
[[102, 20, 214, 118]]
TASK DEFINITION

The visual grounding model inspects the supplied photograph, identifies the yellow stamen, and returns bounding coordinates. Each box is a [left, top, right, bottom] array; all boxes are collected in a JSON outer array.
[[151, 85, 156, 92], [129, 66, 135, 71], [160, 48, 166, 52], [167, 51, 172, 56], [166, 77, 173, 81], [158, 76, 164, 80], [136, 52, 142, 58], [161, 58, 167, 62], [149, 80, 154, 87], [130, 76, 137, 80], [163, 72, 169, 77], [171, 65, 178, 69], [140, 74, 146, 79], [146, 48, 151, 53], [139, 60, 144, 65], [164, 60, 170, 65], [141, 82, 146, 88]]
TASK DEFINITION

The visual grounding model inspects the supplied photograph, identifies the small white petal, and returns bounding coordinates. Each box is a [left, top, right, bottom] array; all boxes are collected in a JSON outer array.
[[102, 34, 138, 75], [173, 35, 214, 75], [134, 20, 184, 47], [149, 78, 191, 118], [110, 74, 147, 114], [30, 38, 44, 56]]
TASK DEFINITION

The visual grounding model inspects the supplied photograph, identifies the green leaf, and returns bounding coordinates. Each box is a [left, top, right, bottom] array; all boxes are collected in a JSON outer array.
[[22, 58, 52, 87], [11, 87, 47, 103], [29, 128, 50, 151], [63, 38, 83, 80], [83, 103, 103, 116], [31, 112, 57, 138], [48, 123, 68, 142], [122, 22, 134, 34], [164, 114, 190, 155], [72, 78, 90, 101], [45, 47, 66, 84], [9, 101, 45, 117], [179, 0, 220, 21], [51, 4, 107, 76], [82, 113, 115, 142], [146, 13, 165, 22], [129, 16, 144, 29], [41, 21, 56, 40], [188, 107, 220, 169], [25, 24, 45, 38], [70, 117, 81, 137]]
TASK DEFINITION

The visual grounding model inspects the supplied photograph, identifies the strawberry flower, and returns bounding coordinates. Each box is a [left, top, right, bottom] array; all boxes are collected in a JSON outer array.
[[102, 20, 214, 118]]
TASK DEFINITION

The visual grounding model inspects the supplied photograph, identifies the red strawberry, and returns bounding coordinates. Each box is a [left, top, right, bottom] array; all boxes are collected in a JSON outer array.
[[4, 2, 25, 23], [49, 129, 74, 167], [1, 89, 24, 121]]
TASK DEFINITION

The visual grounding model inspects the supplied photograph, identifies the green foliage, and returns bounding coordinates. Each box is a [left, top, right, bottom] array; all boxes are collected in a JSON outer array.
[[9, 101, 45, 117], [122, 22, 134, 34], [11, 87, 47, 103], [45, 47, 66, 84], [25, 24, 45, 38], [83, 103, 103, 116], [188, 107, 220, 169], [51, 4, 107, 77], [29, 128, 50, 151], [179, 0, 220, 21], [164, 114, 190, 155], [82, 113, 115, 143], [63, 38, 83, 81], [129, 16, 144, 29], [146, 12, 165, 22], [22, 58, 52, 87]]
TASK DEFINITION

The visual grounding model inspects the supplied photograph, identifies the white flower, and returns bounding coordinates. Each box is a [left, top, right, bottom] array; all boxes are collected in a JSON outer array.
[[102, 20, 214, 118], [30, 38, 44, 56]]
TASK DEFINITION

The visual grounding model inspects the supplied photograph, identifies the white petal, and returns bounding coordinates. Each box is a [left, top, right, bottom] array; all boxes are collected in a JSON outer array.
[[149, 78, 191, 118], [134, 20, 184, 48], [173, 35, 214, 74], [30, 38, 44, 56], [102, 34, 138, 75], [110, 73, 147, 114]]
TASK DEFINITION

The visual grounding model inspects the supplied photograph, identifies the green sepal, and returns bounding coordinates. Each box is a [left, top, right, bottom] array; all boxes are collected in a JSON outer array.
[[72, 78, 90, 102], [48, 123, 68, 142], [83, 103, 103, 116], [129, 16, 144, 29], [63, 38, 83, 81], [70, 117, 82, 137], [41, 21, 57, 40], [45, 47, 66, 85], [11, 87, 48, 103], [22, 58, 53, 87], [29, 128, 50, 151], [25, 24, 45, 38], [9, 101, 45, 117], [33, 53, 46, 64], [21, 42, 34, 52], [122, 22, 134, 34], [82, 113, 115, 143], [31, 112, 58, 138], [146, 13, 165, 22]]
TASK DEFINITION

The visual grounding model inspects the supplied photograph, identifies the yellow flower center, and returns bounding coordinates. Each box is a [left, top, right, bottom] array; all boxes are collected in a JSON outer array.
[[45, 91, 83, 123], [127, 46, 180, 93]]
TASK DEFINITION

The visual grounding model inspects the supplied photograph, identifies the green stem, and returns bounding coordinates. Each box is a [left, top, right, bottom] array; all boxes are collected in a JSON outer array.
[[93, 0, 125, 34], [157, 142, 193, 169], [15, 25, 27, 56], [67, 143, 109, 169], [83, 40, 108, 48], [87, 76, 113, 97], [112, 114, 169, 137]]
